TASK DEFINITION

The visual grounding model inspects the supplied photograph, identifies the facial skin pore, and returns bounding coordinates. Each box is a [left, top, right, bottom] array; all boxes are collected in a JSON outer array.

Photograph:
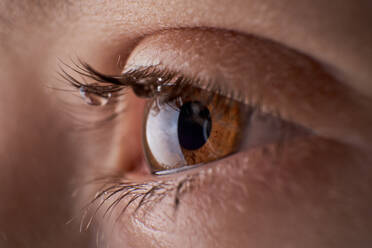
[[0, 0, 371, 247]]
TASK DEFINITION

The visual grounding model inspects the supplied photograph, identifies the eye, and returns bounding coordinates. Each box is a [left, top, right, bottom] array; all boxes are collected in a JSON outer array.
[[143, 85, 248, 174], [119, 70, 305, 175]]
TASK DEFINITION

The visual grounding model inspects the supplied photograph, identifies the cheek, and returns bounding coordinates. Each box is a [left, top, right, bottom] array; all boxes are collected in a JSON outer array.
[[105, 137, 372, 248]]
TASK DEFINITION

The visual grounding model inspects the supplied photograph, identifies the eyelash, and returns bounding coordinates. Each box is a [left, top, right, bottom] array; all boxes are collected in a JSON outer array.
[[59, 59, 262, 117], [81, 161, 221, 228], [76, 171, 210, 234]]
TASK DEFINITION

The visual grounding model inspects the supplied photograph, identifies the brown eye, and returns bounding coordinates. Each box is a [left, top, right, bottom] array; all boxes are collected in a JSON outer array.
[[143, 87, 248, 174]]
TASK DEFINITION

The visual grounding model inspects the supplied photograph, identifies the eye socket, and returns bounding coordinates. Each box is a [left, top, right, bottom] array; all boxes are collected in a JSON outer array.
[[143, 86, 249, 174]]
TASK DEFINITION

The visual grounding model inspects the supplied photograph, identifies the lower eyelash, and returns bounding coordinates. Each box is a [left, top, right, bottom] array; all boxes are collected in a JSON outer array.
[[80, 173, 199, 231]]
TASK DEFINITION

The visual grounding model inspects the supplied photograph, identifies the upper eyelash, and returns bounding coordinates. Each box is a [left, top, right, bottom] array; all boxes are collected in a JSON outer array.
[[58, 59, 264, 131], [58, 60, 125, 95], [59, 59, 247, 106]]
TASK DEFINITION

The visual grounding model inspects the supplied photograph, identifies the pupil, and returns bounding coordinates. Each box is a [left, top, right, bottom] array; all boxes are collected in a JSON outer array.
[[178, 101, 212, 150]]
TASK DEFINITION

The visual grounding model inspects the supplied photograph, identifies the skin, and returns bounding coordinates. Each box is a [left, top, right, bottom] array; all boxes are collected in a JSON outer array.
[[0, 0, 371, 247]]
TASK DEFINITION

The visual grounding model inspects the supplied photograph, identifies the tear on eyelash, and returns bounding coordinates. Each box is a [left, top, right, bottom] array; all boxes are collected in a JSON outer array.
[[58, 59, 126, 96]]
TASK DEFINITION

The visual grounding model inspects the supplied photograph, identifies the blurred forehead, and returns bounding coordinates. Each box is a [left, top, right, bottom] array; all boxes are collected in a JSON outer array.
[[1, 0, 370, 26], [1, 0, 370, 40], [0, 0, 371, 94]]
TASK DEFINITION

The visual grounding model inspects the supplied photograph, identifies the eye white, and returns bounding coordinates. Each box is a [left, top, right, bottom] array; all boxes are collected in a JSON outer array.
[[145, 102, 186, 168]]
